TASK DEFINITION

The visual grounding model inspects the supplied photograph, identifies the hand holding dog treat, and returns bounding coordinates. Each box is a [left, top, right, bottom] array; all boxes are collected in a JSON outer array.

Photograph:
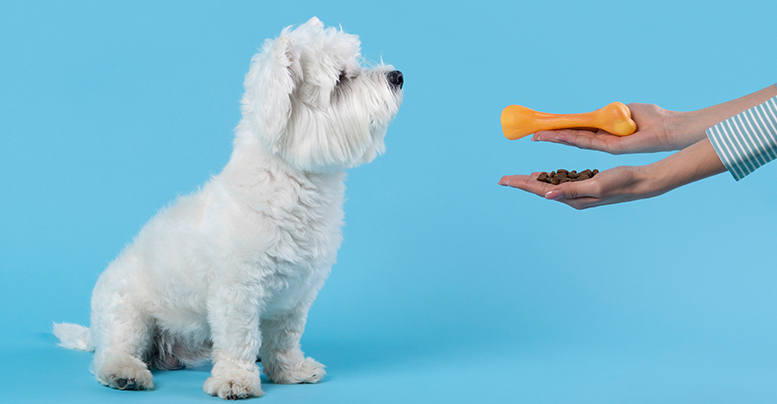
[[500, 85, 777, 209], [530, 103, 684, 154], [501, 102, 637, 140], [532, 88, 777, 155], [499, 139, 726, 209]]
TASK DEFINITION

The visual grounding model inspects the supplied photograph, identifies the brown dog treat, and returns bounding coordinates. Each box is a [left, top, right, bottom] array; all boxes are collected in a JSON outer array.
[[536, 168, 600, 184]]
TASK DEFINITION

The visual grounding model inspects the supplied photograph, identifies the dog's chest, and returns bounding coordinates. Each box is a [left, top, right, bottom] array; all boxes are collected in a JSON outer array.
[[226, 169, 346, 305]]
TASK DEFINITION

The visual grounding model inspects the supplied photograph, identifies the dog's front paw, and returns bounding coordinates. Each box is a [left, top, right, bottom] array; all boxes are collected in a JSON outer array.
[[203, 368, 264, 400], [265, 357, 326, 384], [97, 356, 154, 390]]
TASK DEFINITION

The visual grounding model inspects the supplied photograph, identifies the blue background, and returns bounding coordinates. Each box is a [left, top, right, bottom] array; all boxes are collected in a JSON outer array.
[[2, 1, 776, 403]]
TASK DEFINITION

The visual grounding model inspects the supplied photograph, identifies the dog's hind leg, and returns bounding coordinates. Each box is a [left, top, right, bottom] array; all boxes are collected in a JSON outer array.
[[90, 270, 155, 391], [91, 306, 155, 390]]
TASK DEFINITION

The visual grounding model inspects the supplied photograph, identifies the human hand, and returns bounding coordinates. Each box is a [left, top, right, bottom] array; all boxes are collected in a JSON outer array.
[[531, 103, 685, 154], [499, 138, 726, 209], [530, 86, 777, 156], [498, 166, 658, 210]]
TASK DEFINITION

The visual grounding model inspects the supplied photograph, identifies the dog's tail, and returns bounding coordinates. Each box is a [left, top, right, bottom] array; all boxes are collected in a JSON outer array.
[[52, 322, 94, 352]]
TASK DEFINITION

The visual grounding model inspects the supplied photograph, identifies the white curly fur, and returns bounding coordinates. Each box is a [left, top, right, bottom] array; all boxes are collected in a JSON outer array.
[[53, 17, 402, 400]]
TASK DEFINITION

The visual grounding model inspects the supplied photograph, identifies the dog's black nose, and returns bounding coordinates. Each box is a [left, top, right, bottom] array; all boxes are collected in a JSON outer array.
[[388, 70, 403, 89]]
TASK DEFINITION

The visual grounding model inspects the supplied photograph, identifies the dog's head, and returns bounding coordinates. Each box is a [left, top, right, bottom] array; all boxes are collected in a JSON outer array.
[[241, 17, 403, 173]]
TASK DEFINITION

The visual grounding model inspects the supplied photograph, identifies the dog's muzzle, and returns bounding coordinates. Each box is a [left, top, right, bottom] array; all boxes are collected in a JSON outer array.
[[388, 70, 403, 90]]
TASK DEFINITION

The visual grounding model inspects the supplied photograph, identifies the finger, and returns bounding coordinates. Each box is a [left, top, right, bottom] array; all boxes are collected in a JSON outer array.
[[499, 175, 555, 197], [554, 130, 615, 151], [532, 129, 593, 143], [533, 129, 614, 152], [544, 181, 599, 201]]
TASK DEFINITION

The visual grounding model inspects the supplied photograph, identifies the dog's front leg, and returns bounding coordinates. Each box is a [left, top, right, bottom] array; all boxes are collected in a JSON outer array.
[[203, 282, 265, 400], [260, 297, 326, 384]]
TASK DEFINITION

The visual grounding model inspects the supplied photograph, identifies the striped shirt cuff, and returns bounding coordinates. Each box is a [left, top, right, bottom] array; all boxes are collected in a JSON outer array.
[[706, 95, 777, 181]]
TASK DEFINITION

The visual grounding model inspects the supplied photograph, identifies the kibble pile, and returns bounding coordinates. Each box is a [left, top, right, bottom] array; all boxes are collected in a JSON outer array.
[[537, 169, 599, 185]]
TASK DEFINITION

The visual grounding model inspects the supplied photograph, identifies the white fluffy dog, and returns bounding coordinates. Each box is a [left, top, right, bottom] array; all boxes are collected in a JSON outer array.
[[53, 17, 403, 400]]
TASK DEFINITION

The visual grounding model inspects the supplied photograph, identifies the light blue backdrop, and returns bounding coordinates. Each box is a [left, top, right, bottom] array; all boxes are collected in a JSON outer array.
[[2, 1, 776, 403]]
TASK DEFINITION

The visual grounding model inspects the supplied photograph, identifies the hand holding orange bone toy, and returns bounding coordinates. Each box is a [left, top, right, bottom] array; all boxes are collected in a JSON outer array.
[[500, 102, 637, 140]]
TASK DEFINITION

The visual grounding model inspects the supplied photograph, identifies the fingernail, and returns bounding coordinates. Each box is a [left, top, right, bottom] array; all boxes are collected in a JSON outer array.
[[545, 190, 562, 200], [558, 132, 576, 143]]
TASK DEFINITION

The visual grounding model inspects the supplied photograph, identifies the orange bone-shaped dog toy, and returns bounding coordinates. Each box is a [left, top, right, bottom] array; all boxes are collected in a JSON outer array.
[[500, 102, 637, 140]]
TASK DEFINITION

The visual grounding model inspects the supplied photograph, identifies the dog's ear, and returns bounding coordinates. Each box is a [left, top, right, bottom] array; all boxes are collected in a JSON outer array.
[[248, 33, 302, 152]]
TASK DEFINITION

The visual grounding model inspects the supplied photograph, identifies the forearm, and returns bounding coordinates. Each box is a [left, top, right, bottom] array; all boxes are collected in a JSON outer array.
[[643, 138, 726, 197], [666, 84, 777, 149]]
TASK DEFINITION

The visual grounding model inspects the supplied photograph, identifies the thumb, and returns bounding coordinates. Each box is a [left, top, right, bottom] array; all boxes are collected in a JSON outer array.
[[544, 183, 589, 200]]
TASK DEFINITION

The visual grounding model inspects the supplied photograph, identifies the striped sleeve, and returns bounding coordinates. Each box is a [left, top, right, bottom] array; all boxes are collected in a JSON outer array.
[[706, 95, 777, 181]]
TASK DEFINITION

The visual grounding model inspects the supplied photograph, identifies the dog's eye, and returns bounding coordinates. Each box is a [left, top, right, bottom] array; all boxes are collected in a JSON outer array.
[[337, 71, 347, 85]]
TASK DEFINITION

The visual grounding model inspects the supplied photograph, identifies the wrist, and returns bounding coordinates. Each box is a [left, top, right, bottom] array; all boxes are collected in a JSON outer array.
[[635, 162, 672, 198], [663, 110, 707, 150], [686, 84, 777, 141], [643, 138, 726, 196]]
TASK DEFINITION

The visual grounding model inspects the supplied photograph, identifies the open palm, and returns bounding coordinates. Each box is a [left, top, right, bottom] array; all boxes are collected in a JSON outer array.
[[530, 103, 682, 154]]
